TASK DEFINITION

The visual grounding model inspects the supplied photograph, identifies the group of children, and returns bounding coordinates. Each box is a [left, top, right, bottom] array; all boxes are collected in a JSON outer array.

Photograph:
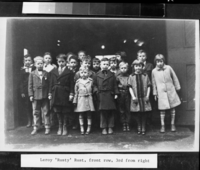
[[20, 50, 181, 136]]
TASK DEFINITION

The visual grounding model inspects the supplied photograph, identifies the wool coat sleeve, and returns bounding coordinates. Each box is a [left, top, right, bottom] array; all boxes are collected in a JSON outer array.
[[19, 69, 24, 94], [169, 66, 181, 91], [113, 76, 119, 95], [92, 75, 98, 94], [69, 72, 75, 96], [73, 81, 78, 104], [47, 72, 52, 95], [151, 70, 158, 96], [28, 73, 34, 97]]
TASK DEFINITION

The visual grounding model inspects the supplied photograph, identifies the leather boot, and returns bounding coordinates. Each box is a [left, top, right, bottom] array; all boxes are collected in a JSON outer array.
[[62, 115, 68, 136], [57, 113, 62, 135]]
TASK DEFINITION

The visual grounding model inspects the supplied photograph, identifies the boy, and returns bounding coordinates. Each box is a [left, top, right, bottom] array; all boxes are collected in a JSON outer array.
[[94, 58, 119, 135], [50, 54, 74, 136], [20, 54, 35, 127], [116, 61, 131, 132], [78, 50, 86, 62], [92, 57, 100, 73], [28, 56, 51, 135], [109, 56, 120, 77]]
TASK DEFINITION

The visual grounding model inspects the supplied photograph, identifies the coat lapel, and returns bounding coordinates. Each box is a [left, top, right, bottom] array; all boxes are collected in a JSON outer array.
[[103, 70, 113, 81], [57, 67, 71, 80]]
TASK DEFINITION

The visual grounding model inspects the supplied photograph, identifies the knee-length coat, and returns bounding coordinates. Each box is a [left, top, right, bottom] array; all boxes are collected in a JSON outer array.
[[50, 67, 74, 111], [151, 65, 181, 110], [73, 78, 95, 112], [94, 70, 119, 110]]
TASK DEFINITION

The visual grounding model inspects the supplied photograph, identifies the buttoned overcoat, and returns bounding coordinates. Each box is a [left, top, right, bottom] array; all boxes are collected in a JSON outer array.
[[73, 78, 95, 112], [94, 70, 119, 110], [151, 65, 181, 110], [50, 67, 74, 109], [28, 70, 51, 100]]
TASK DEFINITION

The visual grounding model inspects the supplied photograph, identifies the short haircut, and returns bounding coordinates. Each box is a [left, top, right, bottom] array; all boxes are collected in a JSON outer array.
[[82, 55, 91, 62], [78, 50, 86, 55], [56, 53, 67, 61], [101, 57, 109, 62], [79, 66, 89, 72], [69, 55, 78, 62], [109, 56, 118, 64], [119, 61, 128, 68], [154, 54, 165, 64], [92, 57, 100, 63], [44, 52, 51, 57], [34, 56, 43, 63], [24, 54, 32, 59], [137, 49, 147, 56]]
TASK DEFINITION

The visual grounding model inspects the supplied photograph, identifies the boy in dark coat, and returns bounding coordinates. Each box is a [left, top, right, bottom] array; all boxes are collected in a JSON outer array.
[[20, 54, 35, 127], [94, 58, 119, 135], [28, 56, 51, 135], [50, 54, 74, 136]]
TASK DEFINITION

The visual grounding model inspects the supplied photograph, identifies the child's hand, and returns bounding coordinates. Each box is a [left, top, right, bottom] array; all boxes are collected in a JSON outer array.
[[69, 95, 73, 101], [48, 95, 52, 100], [30, 96, 34, 102], [144, 96, 149, 102], [154, 95, 157, 101], [114, 95, 118, 99], [21, 94, 25, 98], [132, 97, 138, 103]]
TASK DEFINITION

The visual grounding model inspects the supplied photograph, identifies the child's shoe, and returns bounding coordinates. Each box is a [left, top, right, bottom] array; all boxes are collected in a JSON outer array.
[[171, 124, 176, 132], [123, 123, 126, 132], [62, 125, 68, 136], [108, 128, 113, 134], [31, 129, 37, 135], [45, 128, 50, 135], [137, 126, 141, 135], [85, 125, 91, 135], [102, 128, 107, 135], [57, 125, 62, 135], [160, 125, 165, 133]]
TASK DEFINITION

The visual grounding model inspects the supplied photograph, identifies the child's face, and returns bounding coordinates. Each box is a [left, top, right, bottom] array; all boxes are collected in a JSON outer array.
[[110, 61, 117, 69], [120, 65, 128, 74], [79, 70, 89, 79], [100, 61, 109, 70], [24, 57, 32, 67], [78, 52, 86, 61], [82, 60, 91, 69], [43, 55, 52, 65], [57, 58, 66, 68], [35, 60, 44, 71], [137, 52, 147, 62], [156, 60, 164, 68], [116, 55, 122, 62], [134, 64, 143, 73], [69, 59, 78, 69], [93, 62, 100, 70]]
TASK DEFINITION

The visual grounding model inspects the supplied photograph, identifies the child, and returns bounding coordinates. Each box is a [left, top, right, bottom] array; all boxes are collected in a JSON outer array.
[[73, 66, 95, 135], [28, 56, 51, 135], [128, 59, 152, 135], [74, 55, 96, 82], [50, 54, 74, 136], [116, 61, 131, 132], [78, 50, 86, 62], [152, 54, 181, 133], [66, 52, 75, 70], [94, 58, 119, 135], [68, 55, 79, 73], [43, 52, 57, 127], [137, 50, 153, 78], [20, 54, 35, 127], [109, 56, 120, 76], [92, 57, 101, 73]]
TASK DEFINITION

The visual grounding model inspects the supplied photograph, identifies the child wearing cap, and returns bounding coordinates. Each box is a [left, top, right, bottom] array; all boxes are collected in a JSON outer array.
[[28, 56, 51, 135], [128, 59, 152, 135], [93, 58, 119, 135], [50, 54, 74, 136], [116, 61, 131, 132], [152, 54, 181, 133], [20, 54, 35, 128], [73, 66, 95, 135]]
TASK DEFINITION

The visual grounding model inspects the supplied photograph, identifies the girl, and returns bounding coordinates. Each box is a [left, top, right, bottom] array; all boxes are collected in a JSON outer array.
[[152, 54, 181, 133], [73, 66, 95, 135], [128, 59, 152, 135]]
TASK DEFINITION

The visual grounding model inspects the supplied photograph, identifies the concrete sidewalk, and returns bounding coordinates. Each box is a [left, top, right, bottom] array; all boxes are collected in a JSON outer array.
[[4, 125, 196, 152]]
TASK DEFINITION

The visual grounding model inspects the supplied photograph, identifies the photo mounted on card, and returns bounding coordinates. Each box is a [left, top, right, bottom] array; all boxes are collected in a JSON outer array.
[[0, 17, 199, 152]]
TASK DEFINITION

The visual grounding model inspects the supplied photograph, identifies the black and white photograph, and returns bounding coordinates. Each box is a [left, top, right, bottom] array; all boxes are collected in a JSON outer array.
[[0, 16, 198, 153]]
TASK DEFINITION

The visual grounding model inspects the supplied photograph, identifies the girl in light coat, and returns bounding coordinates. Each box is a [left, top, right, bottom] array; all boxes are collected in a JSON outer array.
[[152, 54, 181, 133], [73, 66, 95, 135]]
